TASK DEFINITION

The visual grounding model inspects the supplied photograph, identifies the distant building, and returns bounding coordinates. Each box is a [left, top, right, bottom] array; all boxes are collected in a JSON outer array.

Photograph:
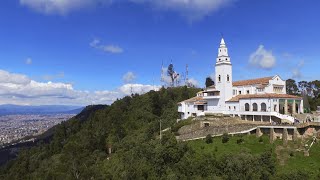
[[178, 38, 303, 123]]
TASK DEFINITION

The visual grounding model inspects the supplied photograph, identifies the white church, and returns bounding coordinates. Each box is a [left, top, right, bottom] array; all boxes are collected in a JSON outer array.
[[178, 38, 303, 123]]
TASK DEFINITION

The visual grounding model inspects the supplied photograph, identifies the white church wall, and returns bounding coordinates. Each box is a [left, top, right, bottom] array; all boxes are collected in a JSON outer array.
[[265, 75, 286, 94], [233, 85, 258, 96], [178, 102, 198, 119], [226, 102, 239, 112], [207, 99, 220, 111], [239, 98, 274, 112]]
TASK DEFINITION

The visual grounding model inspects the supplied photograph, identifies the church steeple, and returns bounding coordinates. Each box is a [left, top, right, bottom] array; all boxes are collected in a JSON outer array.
[[220, 38, 226, 47], [216, 38, 230, 64], [215, 37, 233, 110]]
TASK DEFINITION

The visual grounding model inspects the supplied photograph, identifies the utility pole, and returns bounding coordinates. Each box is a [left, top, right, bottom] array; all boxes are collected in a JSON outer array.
[[185, 64, 189, 87]]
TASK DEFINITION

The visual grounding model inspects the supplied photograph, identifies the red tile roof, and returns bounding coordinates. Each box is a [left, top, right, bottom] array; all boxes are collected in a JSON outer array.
[[227, 93, 302, 102], [233, 76, 273, 87], [178, 96, 205, 104]]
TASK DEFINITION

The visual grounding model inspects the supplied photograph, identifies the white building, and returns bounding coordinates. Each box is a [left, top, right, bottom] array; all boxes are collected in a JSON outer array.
[[178, 38, 303, 123]]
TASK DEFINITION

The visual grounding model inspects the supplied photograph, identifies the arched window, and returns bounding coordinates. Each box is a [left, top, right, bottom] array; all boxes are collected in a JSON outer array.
[[218, 75, 221, 82], [245, 103, 250, 111], [227, 75, 230, 82], [261, 103, 267, 112], [252, 103, 258, 111]]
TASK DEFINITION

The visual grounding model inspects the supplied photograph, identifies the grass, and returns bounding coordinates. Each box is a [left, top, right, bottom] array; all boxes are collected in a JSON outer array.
[[187, 134, 320, 177], [188, 134, 275, 157], [277, 141, 320, 176]]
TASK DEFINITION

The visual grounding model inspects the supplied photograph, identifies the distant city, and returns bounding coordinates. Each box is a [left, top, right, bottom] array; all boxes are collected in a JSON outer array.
[[0, 114, 75, 147]]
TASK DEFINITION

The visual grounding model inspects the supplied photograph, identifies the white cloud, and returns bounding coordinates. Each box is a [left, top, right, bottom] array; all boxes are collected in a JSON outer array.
[[90, 38, 124, 54], [291, 69, 301, 79], [249, 45, 276, 70], [0, 70, 31, 85], [187, 78, 199, 87], [20, 0, 111, 15], [20, 0, 236, 21], [119, 84, 160, 95], [132, 0, 236, 21], [102, 45, 124, 54], [122, 72, 136, 83], [25, 58, 32, 65], [0, 69, 158, 105], [291, 60, 304, 79], [89, 38, 100, 47]]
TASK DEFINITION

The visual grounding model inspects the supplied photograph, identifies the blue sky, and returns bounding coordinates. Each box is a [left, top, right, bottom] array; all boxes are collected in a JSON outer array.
[[0, 0, 319, 105]]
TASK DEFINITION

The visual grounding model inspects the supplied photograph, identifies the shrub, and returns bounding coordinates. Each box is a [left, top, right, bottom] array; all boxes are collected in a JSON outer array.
[[259, 136, 263, 143], [205, 134, 213, 144], [214, 146, 218, 152], [237, 138, 244, 144], [289, 151, 294, 157], [222, 133, 229, 143]]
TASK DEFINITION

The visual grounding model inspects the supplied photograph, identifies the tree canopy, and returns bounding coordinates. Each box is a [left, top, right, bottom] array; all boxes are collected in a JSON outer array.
[[205, 77, 215, 87]]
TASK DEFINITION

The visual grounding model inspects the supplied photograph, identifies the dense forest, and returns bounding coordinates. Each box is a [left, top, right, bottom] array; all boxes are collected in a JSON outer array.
[[0, 86, 319, 179]]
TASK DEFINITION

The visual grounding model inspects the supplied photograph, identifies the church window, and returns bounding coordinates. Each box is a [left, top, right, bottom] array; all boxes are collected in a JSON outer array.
[[253, 103, 258, 111], [239, 91, 242, 95], [247, 90, 249, 94], [261, 103, 267, 112], [245, 103, 250, 111], [218, 75, 221, 82], [227, 75, 230, 82], [234, 106, 236, 110], [226, 58, 228, 61]]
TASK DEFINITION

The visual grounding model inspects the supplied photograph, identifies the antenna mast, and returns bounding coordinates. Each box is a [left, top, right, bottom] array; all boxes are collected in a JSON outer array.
[[160, 61, 164, 86], [185, 64, 189, 87]]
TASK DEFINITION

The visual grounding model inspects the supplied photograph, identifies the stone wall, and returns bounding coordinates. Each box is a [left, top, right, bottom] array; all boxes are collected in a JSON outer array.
[[177, 118, 320, 142], [178, 124, 257, 140]]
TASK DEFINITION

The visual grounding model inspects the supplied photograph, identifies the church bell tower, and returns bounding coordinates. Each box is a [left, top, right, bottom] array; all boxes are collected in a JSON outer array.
[[215, 38, 233, 110]]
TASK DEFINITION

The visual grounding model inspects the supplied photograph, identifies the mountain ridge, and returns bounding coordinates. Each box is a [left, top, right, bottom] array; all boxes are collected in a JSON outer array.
[[0, 104, 85, 115]]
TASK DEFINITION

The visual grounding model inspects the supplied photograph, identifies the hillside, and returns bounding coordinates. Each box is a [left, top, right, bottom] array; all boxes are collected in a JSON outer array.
[[0, 87, 319, 179]]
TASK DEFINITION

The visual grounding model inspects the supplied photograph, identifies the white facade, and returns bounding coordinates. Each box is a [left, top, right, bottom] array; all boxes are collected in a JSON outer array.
[[178, 38, 303, 123]]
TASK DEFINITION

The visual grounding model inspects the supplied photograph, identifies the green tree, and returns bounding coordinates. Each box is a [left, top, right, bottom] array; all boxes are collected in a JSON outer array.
[[222, 133, 229, 143], [286, 79, 299, 95], [205, 77, 215, 87], [205, 134, 213, 144], [167, 63, 175, 87], [298, 80, 309, 92], [310, 80, 320, 97]]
